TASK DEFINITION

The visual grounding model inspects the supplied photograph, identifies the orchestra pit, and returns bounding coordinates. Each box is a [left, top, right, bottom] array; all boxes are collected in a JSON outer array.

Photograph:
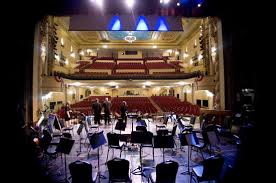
[[16, 0, 257, 183]]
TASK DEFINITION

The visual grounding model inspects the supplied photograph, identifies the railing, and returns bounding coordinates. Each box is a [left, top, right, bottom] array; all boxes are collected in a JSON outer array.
[[54, 71, 201, 80]]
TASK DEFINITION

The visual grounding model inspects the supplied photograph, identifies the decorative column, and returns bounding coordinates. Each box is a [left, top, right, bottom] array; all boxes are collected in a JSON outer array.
[[209, 17, 223, 110], [64, 84, 68, 104], [75, 87, 80, 102]]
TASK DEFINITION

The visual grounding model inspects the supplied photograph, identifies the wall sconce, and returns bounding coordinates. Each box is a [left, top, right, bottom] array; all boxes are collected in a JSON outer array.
[[61, 38, 64, 47], [70, 52, 75, 58], [194, 39, 197, 48]]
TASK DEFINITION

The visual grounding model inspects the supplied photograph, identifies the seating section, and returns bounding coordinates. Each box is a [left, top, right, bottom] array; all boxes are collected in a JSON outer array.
[[74, 61, 90, 70], [116, 63, 146, 69], [111, 97, 157, 114], [151, 96, 200, 115], [170, 61, 183, 69], [145, 62, 175, 69], [83, 62, 116, 69], [70, 96, 111, 115], [144, 57, 164, 60]]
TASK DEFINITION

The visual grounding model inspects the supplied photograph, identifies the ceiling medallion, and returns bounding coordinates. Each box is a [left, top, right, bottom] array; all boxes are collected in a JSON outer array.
[[124, 31, 136, 43]]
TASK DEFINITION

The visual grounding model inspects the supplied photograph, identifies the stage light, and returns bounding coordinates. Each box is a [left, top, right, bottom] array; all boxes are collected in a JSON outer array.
[[125, 0, 135, 8], [197, 3, 201, 7], [136, 16, 149, 31], [177, 2, 180, 6], [155, 17, 169, 31], [160, 0, 170, 4], [90, 0, 104, 8], [109, 16, 121, 30]]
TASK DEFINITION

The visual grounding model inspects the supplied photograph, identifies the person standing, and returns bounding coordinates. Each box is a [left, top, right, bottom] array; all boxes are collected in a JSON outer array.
[[92, 98, 102, 125], [120, 101, 128, 124], [102, 97, 111, 125]]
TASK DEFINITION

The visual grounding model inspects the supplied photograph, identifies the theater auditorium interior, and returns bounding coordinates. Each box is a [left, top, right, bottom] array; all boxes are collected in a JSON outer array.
[[9, 0, 261, 183]]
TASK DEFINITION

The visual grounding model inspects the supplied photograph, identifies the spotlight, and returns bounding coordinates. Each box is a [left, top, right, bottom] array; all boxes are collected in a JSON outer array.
[[125, 0, 135, 9], [90, 0, 104, 8], [177, 2, 180, 6], [197, 3, 201, 7], [160, 0, 170, 4]]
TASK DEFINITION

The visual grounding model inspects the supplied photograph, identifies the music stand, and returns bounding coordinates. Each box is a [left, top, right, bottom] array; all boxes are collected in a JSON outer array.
[[76, 123, 84, 156], [89, 130, 107, 181], [131, 131, 153, 177], [154, 135, 174, 162], [56, 137, 75, 182], [207, 130, 220, 155], [181, 132, 198, 175], [128, 113, 138, 132], [115, 118, 126, 134]]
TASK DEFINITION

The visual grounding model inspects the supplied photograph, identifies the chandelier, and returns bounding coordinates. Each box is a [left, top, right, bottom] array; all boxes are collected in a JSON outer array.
[[124, 31, 136, 43]]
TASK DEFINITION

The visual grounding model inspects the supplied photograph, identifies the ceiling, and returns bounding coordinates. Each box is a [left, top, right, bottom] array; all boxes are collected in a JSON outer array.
[[56, 17, 202, 49]]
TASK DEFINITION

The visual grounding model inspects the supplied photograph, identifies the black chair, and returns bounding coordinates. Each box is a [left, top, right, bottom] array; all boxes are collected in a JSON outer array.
[[106, 132, 124, 162], [141, 131, 154, 160], [149, 160, 179, 183], [40, 129, 59, 169], [107, 158, 131, 183], [136, 125, 147, 133], [168, 124, 178, 147], [190, 155, 224, 183], [69, 160, 97, 183]]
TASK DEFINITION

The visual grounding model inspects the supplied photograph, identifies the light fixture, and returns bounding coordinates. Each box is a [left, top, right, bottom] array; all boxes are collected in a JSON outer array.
[[183, 53, 189, 59], [177, 2, 180, 6], [198, 54, 203, 61], [124, 31, 136, 43], [87, 49, 92, 53], [190, 59, 193, 65], [65, 59, 69, 65], [61, 38, 64, 46], [206, 90, 214, 97], [55, 55, 60, 61], [70, 45, 73, 52], [79, 50, 85, 56], [153, 45, 157, 49], [70, 82, 82, 86], [125, 0, 135, 8], [175, 51, 179, 55], [70, 52, 75, 58], [197, 3, 201, 7], [108, 81, 118, 86], [143, 81, 153, 86], [176, 81, 188, 85], [102, 45, 108, 48]]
